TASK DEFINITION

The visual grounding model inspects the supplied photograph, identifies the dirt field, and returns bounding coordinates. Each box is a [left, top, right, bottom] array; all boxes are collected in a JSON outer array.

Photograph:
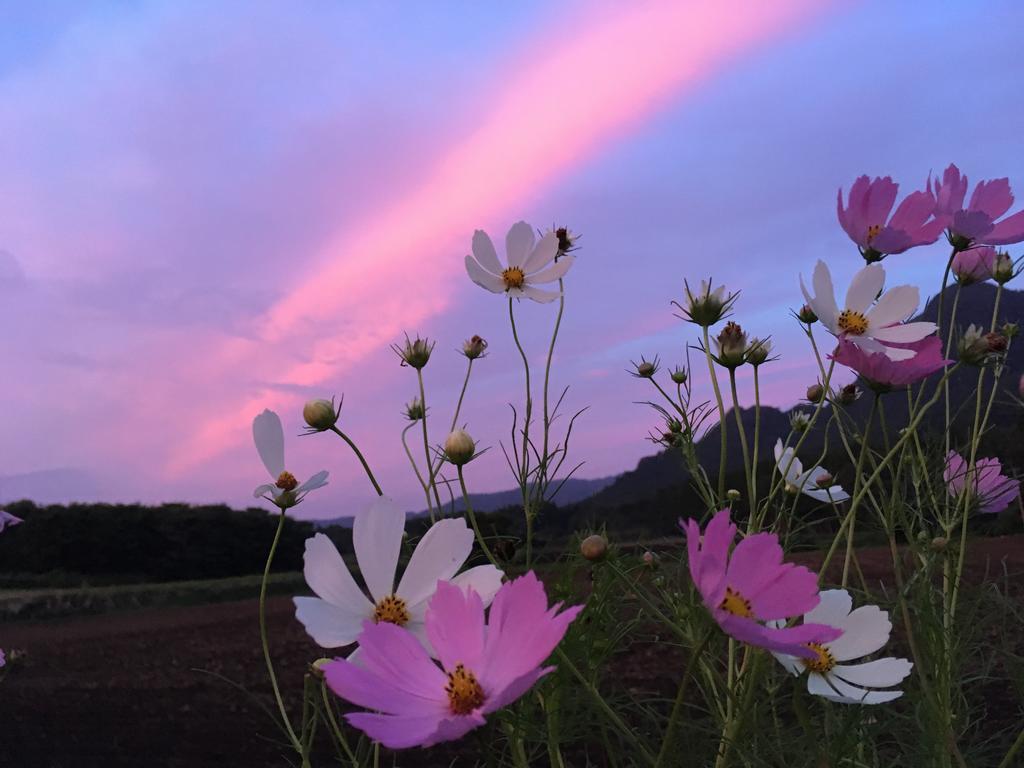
[[3, 536, 1023, 768]]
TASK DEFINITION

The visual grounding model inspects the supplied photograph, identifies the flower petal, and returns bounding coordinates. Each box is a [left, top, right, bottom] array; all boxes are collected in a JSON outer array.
[[844, 264, 885, 314], [253, 409, 285, 478], [505, 221, 535, 267], [832, 658, 913, 688], [345, 711, 483, 749], [354, 497, 406, 602], [426, 580, 486, 673], [297, 469, 329, 493], [471, 229, 504, 273], [870, 322, 937, 344], [303, 533, 373, 611], [808, 261, 839, 330], [396, 518, 474, 607], [519, 284, 562, 303], [814, 672, 904, 704], [449, 565, 505, 607], [465, 255, 505, 293], [866, 285, 919, 328], [527, 254, 574, 284], [522, 231, 559, 274], [293, 596, 368, 648], [828, 604, 891, 661]]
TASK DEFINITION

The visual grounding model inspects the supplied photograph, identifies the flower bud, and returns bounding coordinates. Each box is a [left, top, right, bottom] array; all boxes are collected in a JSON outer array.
[[666, 417, 683, 434], [677, 279, 737, 327], [784, 482, 799, 495], [726, 489, 741, 501], [303, 398, 339, 431], [404, 396, 425, 421], [642, 551, 657, 568], [790, 411, 811, 433], [461, 335, 488, 360], [714, 322, 748, 368], [797, 304, 818, 324], [993, 251, 1015, 284], [958, 324, 991, 366], [311, 658, 333, 677], [553, 226, 578, 254], [1003, 322, 1019, 340], [444, 429, 476, 466], [580, 534, 608, 561], [930, 536, 948, 553], [836, 383, 861, 406], [631, 356, 660, 378], [805, 383, 825, 403], [745, 337, 772, 366], [814, 472, 833, 489], [952, 247, 996, 285], [669, 366, 688, 384], [392, 334, 435, 369], [985, 331, 1008, 354]]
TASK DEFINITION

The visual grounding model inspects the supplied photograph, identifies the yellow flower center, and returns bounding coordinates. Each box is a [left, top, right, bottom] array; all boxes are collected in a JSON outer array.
[[866, 223, 882, 242], [801, 642, 836, 674], [501, 267, 525, 290], [445, 664, 485, 715], [718, 586, 755, 619], [837, 309, 869, 336], [373, 595, 410, 626], [275, 471, 298, 491]]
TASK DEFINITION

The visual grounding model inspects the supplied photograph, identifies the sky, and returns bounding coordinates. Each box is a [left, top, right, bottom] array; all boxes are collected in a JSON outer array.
[[3, 0, 1024, 518]]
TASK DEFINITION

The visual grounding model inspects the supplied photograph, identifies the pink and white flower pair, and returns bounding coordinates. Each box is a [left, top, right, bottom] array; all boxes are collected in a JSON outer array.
[[683, 509, 841, 658], [324, 573, 581, 749]]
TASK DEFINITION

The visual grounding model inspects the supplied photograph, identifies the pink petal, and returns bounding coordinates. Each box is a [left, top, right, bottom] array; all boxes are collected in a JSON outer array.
[[968, 178, 1013, 220], [357, 620, 449, 700], [985, 209, 1024, 245], [323, 658, 445, 717], [863, 177, 898, 230], [426, 580, 485, 673], [345, 711, 483, 749]]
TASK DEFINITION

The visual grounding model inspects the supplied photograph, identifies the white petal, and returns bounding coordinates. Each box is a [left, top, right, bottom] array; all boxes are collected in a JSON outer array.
[[526, 254, 574, 284], [819, 673, 904, 704], [803, 486, 850, 503], [809, 261, 840, 329], [471, 229, 504, 273], [832, 658, 913, 688], [844, 263, 885, 314], [522, 232, 559, 273], [828, 604, 892, 661], [353, 497, 406, 602], [849, 335, 903, 359], [804, 589, 853, 627], [870, 322, 937, 343], [776, 445, 802, 483], [293, 596, 367, 648], [879, 344, 917, 361], [297, 470, 329, 493], [253, 483, 276, 498], [769, 647, 803, 677], [303, 533, 373, 612], [519, 284, 562, 303], [396, 518, 474, 607], [253, 409, 285, 478], [505, 221, 535, 267], [866, 285, 919, 327], [449, 565, 505, 607], [465, 255, 505, 293]]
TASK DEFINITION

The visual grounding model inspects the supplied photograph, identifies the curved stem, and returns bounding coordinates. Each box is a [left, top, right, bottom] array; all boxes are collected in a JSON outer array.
[[329, 426, 383, 497], [416, 369, 443, 520], [259, 508, 301, 752], [538, 280, 566, 503], [509, 298, 535, 566], [450, 358, 475, 434], [401, 423, 433, 512], [656, 629, 715, 767], [457, 466, 499, 567]]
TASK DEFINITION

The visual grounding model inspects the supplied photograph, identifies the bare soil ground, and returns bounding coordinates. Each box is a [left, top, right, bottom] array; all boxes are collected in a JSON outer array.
[[3, 535, 1023, 768]]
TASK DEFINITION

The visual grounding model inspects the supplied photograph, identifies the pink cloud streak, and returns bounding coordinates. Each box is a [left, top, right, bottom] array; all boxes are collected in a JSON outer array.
[[166, 0, 831, 477]]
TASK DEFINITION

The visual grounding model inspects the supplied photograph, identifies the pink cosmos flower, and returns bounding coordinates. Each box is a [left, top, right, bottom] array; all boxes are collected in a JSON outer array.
[[0, 509, 23, 533], [837, 175, 944, 260], [944, 451, 1020, 514], [932, 164, 1024, 247], [831, 336, 949, 390], [951, 246, 997, 285], [324, 573, 581, 749], [682, 509, 842, 659]]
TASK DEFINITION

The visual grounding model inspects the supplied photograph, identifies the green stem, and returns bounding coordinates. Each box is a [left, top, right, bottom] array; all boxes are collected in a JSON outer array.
[[943, 283, 962, 457], [998, 727, 1024, 768], [655, 629, 715, 767], [509, 298, 535, 567], [259, 508, 301, 752], [449, 358, 475, 434], [843, 395, 878, 587], [555, 647, 657, 766], [751, 366, 763, 516], [320, 680, 360, 768], [538, 279, 566, 504], [702, 325, 729, 501], [329, 426, 383, 496], [727, 368, 754, 527], [417, 369, 443, 519], [457, 466, 499, 568]]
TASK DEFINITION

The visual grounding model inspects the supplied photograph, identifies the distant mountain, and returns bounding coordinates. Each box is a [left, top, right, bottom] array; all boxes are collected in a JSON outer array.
[[313, 475, 616, 528]]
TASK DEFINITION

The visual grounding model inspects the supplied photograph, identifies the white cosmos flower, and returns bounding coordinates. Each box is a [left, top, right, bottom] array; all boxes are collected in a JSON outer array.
[[770, 589, 913, 704], [800, 260, 936, 361], [294, 496, 504, 651], [252, 409, 329, 507], [774, 439, 849, 503], [464, 221, 574, 303]]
